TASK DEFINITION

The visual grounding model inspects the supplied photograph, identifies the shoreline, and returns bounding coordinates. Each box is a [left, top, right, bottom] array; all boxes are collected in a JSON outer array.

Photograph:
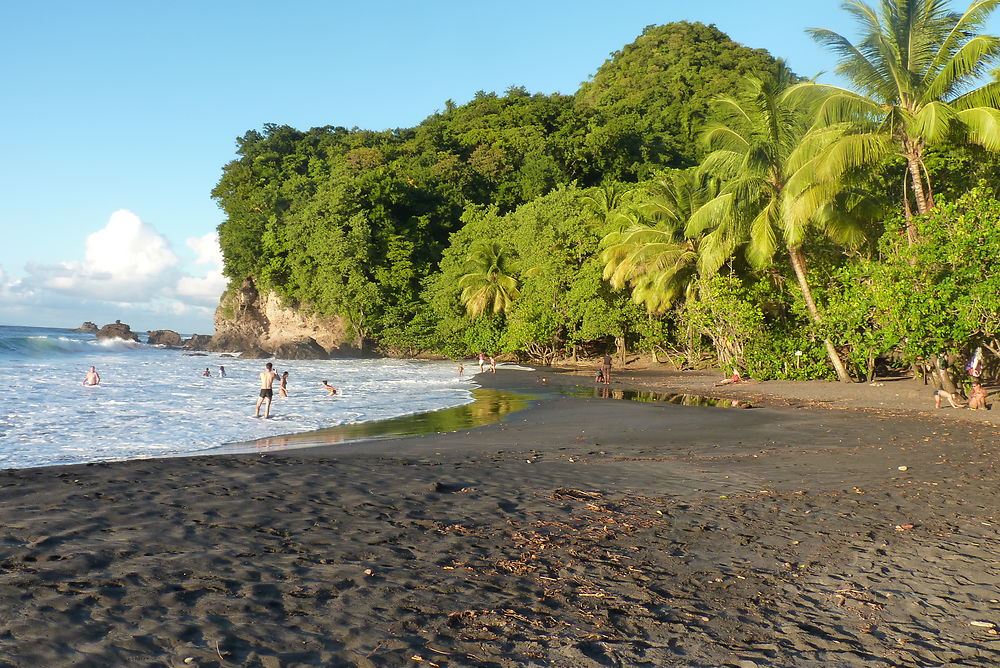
[[2, 368, 999, 665]]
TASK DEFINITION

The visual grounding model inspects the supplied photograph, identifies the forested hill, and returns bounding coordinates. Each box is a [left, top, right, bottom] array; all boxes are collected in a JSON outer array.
[[577, 22, 784, 170], [212, 22, 785, 357]]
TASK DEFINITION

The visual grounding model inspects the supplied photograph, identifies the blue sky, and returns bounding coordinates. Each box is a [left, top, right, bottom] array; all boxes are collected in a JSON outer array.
[[1, 1, 995, 333]]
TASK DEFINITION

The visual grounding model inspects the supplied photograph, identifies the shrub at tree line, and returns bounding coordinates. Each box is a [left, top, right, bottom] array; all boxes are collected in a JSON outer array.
[[214, 6, 1000, 386]]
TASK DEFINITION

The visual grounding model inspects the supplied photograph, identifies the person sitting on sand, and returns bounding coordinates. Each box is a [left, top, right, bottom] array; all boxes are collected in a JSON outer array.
[[968, 377, 990, 410], [83, 366, 100, 386], [254, 362, 279, 418], [715, 370, 743, 386], [279, 371, 289, 398], [322, 380, 338, 396], [934, 388, 965, 409]]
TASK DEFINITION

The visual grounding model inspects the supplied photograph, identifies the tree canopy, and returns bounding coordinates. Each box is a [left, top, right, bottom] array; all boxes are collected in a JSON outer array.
[[212, 13, 1000, 386]]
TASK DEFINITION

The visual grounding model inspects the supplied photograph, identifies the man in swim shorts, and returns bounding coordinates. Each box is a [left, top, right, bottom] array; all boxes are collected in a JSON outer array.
[[255, 362, 279, 418], [83, 366, 100, 386]]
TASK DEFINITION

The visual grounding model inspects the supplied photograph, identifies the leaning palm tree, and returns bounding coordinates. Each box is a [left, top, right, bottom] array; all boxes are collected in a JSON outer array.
[[600, 169, 719, 312], [458, 241, 520, 317], [692, 66, 864, 383], [805, 0, 1000, 243]]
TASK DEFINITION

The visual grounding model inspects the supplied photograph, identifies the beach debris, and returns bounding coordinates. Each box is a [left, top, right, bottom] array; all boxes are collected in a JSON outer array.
[[552, 488, 602, 500], [183, 659, 195, 665], [970, 620, 996, 628], [895, 524, 915, 531], [897, 466, 909, 471]]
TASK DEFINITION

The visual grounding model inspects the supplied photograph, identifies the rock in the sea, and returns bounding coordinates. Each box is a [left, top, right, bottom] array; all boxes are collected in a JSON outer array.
[[208, 331, 260, 354], [239, 346, 272, 359], [182, 334, 212, 350], [96, 321, 139, 342], [73, 321, 98, 333], [146, 329, 182, 346], [272, 338, 329, 360]]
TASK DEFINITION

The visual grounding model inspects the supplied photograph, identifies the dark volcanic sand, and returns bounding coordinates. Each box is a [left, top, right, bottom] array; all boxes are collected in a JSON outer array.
[[2, 369, 1000, 667]]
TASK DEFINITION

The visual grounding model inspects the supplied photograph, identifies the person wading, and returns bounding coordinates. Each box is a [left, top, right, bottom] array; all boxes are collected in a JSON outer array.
[[254, 362, 279, 418]]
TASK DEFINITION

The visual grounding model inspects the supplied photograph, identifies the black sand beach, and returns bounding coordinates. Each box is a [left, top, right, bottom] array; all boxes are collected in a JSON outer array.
[[2, 368, 1000, 666]]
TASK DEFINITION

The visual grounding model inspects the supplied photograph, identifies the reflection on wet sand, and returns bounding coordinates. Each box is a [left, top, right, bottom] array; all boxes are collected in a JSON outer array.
[[566, 386, 749, 407], [223, 388, 533, 454]]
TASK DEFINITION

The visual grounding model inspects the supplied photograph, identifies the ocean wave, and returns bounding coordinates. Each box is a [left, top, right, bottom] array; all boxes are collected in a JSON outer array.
[[0, 334, 142, 357]]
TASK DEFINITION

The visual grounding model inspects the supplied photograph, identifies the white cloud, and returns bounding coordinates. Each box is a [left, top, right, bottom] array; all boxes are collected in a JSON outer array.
[[5, 210, 229, 331], [174, 232, 228, 305], [186, 232, 223, 266], [27, 210, 179, 301]]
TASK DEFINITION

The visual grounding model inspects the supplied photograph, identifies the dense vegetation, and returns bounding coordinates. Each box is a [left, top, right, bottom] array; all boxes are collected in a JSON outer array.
[[215, 4, 1000, 389]]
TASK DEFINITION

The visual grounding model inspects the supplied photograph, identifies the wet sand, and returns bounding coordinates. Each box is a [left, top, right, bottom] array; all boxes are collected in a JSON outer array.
[[2, 368, 1000, 666]]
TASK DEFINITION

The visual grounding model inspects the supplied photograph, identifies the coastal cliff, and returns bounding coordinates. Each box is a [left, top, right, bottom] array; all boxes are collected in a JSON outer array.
[[208, 278, 356, 358]]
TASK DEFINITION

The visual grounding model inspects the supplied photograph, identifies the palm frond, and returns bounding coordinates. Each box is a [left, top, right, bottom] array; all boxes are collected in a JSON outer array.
[[950, 79, 1000, 110], [956, 106, 1000, 149], [922, 34, 1000, 103], [909, 99, 958, 141], [924, 0, 1000, 88]]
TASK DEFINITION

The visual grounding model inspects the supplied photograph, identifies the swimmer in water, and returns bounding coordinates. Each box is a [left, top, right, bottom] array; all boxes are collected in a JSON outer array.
[[254, 362, 279, 418], [203, 368, 212, 377], [83, 366, 100, 386], [322, 380, 338, 396]]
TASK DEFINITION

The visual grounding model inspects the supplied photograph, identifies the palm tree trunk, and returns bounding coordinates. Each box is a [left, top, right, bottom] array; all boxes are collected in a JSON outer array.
[[905, 153, 929, 245], [788, 246, 854, 383]]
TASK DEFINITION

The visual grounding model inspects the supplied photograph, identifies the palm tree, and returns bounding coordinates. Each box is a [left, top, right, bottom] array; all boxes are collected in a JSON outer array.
[[600, 169, 718, 312], [692, 67, 864, 383], [806, 0, 1000, 243], [458, 241, 520, 317]]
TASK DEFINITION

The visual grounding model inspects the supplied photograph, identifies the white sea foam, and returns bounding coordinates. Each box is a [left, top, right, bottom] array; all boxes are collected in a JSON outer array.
[[0, 325, 474, 469]]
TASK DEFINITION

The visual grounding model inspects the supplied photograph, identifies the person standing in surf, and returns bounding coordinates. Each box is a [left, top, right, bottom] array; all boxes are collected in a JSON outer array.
[[254, 362, 279, 418], [279, 371, 289, 398], [83, 366, 100, 386]]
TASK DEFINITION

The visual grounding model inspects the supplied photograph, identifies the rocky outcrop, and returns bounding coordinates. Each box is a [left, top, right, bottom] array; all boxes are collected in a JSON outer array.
[[146, 330, 182, 346], [73, 321, 98, 333], [273, 338, 329, 360], [96, 321, 139, 342], [182, 334, 213, 350], [208, 278, 353, 357], [239, 346, 272, 359]]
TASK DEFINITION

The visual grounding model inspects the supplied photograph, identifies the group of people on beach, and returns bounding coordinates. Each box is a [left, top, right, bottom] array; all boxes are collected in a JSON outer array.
[[80, 362, 337, 420], [934, 347, 992, 411], [254, 362, 339, 419], [476, 353, 497, 374]]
